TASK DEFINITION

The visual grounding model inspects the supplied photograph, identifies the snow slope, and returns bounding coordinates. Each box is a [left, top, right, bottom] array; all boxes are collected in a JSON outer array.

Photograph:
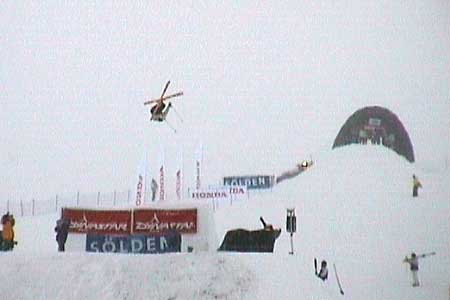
[[1, 145, 449, 300]]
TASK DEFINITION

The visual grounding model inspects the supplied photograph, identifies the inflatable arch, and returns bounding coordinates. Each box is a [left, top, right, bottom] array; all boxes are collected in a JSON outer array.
[[332, 106, 415, 162]]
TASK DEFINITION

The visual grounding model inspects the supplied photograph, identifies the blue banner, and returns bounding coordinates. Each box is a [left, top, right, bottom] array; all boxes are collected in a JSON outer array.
[[223, 175, 274, 189], [86, 232, 181, 254]]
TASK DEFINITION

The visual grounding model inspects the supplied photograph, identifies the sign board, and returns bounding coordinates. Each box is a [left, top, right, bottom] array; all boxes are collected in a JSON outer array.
[[86, 232, 181, 254], [189, 185, 248, 201], [223, 175, 274, 190], [368, 118, 382, 127], [133, 209, 197, 234], [62, 208, 132, 235], [286, 209, 297, 233]]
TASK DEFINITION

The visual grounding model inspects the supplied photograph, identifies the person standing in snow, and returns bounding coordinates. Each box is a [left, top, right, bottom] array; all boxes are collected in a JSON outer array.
[[403, 252, 435, 287], [55, 217, 70, 252], [316, 260, 328, 281], [1, 212, 15, 251], [412, 174, 422, 197], [151, 178, 158, 202]]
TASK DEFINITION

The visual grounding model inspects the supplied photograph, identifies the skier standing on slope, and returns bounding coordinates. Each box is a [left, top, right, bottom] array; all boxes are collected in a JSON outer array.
[[151, 178, 158, 202], [314, 259, 328, 281], [55, 217, 70, 252], [403, 252, 435, 287], [412, 174, 422, 197]]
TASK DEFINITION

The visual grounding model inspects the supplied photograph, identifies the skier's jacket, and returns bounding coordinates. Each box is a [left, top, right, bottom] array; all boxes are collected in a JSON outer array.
[[55, 218, 70, 244], [413, 177, 422, 189], [2, 219, 14, 241], [318, 267, 328, 281], [404, 255, 425, 271]]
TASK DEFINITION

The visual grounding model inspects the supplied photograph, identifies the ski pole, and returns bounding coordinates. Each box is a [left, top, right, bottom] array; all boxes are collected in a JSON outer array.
[[333, 263, 344, 295], [164, 120, 177, 133], [171, 105, 184, 123]]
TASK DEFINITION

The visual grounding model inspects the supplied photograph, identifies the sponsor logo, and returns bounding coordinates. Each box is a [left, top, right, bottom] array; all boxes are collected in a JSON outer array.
[[136, 175, 144, 206], [176, 170, 181, 200], [191, 191, 228, 199], [133, 209, 198, 234], [159, 166, 165, 201], [196, 161, 201, 189], [86, 233, 180, 254], [135, 213, 196, 232], [70, 214, 129, 233], [223, 176, 274, 189]]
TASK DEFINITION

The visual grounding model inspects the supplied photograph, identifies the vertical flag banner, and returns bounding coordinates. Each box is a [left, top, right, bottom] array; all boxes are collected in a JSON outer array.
[[195, 142, 203, 190], [135, 157, 147, 207], [176, 147, 183, 201], [159, 144, 165, 202]]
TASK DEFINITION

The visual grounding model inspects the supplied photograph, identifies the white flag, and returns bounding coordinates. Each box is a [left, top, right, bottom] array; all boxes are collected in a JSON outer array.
[[159, 144, 165, 201], [195, 142, 203, 190], [176, 147, 183, 200], [135, 156, 147, 207]]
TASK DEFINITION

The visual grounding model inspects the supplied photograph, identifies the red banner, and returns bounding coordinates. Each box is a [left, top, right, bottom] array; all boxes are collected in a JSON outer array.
[[133, 209, 197, 234], [62, 208, 132, 234]]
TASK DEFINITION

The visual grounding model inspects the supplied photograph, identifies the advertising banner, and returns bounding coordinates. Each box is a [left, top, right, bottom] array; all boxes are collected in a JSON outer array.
[[62, 208, 132, 234], [195, 142, 203, 190], [223, 175, 275, 190], [159, 144, 165, 201], [135, 156, 148, 207], [133, 209, 197, 234], [189, 185, 248, 201], [176, 146, 183, 201], [86, 232, 181, 254]]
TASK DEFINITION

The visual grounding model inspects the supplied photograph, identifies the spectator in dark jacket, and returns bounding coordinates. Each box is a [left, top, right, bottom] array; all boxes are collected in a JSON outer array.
[[55, 217, 70, 252], [317, 260, 328, 281]]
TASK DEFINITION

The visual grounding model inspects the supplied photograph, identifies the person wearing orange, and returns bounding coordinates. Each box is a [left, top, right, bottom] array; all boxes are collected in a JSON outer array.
[[1, 212, 15, 251]]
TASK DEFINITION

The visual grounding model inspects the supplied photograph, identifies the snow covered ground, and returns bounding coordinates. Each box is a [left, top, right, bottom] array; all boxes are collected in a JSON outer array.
[[1, 145, 449, 300]]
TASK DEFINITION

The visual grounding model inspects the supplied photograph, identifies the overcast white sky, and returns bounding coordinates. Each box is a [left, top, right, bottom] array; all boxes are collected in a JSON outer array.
[[1, 1, 449, 201]]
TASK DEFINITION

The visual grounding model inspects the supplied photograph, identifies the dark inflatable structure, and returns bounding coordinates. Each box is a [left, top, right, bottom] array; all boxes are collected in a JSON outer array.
[[332, 106, 415, 162], [218, 217, 281, 252]]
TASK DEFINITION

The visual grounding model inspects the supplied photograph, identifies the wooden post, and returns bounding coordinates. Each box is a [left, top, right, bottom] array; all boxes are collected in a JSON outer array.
[[97, 192, 100, 206], [6, 199, 9, 212], [127, 189, 131, 204], [76, 191, 80, 206]]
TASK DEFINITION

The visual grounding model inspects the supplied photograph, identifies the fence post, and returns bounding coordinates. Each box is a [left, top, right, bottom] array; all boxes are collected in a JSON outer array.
[[127, 189, 131, 204], [55, 195, 58, 212], [6, 199, 9, 212], [97, 192, 100, 206], [20, 200, 24, 217], [113, 190, 116, 206], [76, 191, 80, 206], [32, 199, 35, 216]]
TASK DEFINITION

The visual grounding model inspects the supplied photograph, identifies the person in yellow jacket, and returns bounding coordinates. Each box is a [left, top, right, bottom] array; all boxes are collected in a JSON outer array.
[[1, 212, 15, 251], [412, 174, 422, 197]]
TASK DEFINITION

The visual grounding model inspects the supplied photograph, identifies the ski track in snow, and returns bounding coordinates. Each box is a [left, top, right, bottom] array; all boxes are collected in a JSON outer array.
[[1, 252, 253, 300]]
